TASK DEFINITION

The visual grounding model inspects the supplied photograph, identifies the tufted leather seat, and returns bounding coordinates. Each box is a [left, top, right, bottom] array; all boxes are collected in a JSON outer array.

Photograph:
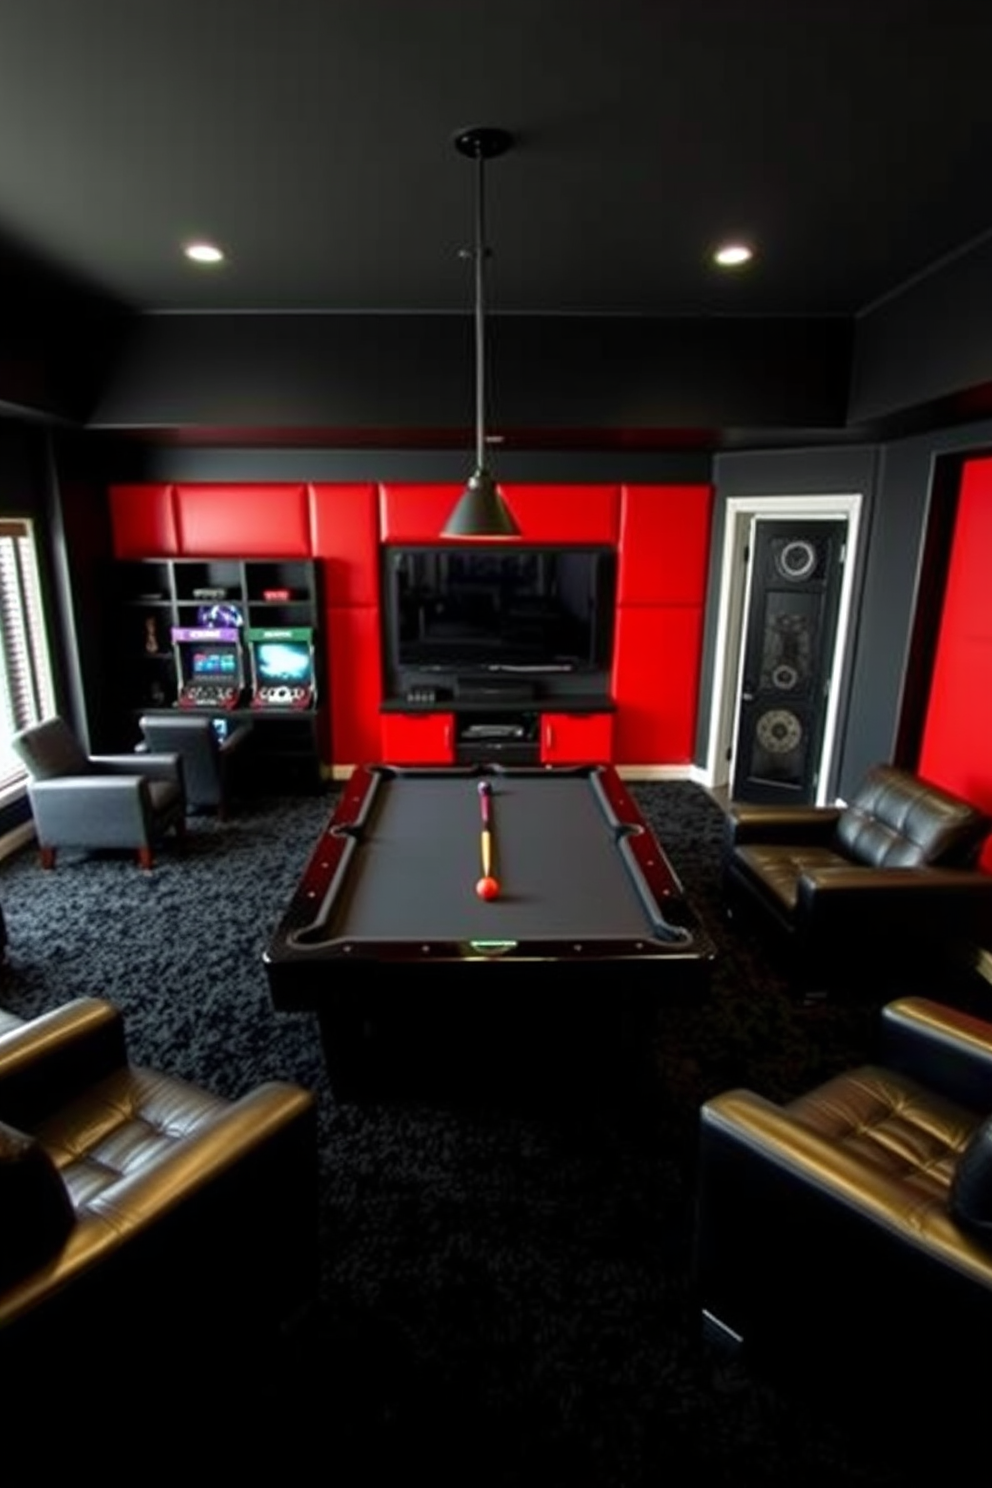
[[0, 997, 318, 1353], [695, 996, 992, 1402], [722, 764, 992, 983]]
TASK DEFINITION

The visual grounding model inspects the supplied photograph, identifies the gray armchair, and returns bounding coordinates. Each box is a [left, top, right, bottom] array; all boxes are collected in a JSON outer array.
[[12, 715, 186, 870], [138, 712, 253, 817]]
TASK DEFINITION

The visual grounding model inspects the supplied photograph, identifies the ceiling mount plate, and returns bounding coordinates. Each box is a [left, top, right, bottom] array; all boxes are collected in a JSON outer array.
[[452, 126, 514, 160]]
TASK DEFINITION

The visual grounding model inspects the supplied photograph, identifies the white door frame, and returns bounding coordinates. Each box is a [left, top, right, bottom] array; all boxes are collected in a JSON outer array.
[[702, 492, 863, 805]]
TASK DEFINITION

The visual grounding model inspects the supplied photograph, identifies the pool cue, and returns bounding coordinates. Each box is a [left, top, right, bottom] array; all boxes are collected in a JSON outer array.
[[478, 779, 493, 876]]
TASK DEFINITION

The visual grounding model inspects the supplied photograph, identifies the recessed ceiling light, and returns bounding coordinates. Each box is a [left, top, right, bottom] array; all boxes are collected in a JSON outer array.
[[713, 242, 754, 268], [184, 242, 225, 264]]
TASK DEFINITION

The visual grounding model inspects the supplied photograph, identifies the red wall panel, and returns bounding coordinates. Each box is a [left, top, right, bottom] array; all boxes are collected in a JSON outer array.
[[326, 605, 383, 766], [497, 484, 620, 543], [378, 484, 464, 542], [174, 484, 311, 556], [309, 483, 380, 605], [379, 483, 620, 543], [919, 458, 992, 871], [611, 605, 704, 764], [617, 484, 712, 604], [108, 484, 178, 556]]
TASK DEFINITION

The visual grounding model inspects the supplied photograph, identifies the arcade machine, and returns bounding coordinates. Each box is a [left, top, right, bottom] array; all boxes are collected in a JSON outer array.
[[172, 626, 247, 711], [247, 627, 317, 709]]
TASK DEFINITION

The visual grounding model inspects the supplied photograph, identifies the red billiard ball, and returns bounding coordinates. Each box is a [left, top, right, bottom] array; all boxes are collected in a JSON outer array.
[[476, 875, 500, 901]]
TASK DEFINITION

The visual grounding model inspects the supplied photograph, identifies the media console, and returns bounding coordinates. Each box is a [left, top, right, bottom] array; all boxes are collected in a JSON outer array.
[[380, 698, 615, 767]]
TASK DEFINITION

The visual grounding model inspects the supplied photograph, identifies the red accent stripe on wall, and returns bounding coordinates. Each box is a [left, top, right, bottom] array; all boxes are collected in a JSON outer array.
[[919, 457, 992, 871]]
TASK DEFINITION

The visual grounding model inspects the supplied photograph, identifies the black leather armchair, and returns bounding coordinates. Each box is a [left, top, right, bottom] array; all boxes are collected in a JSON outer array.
[[138, 711, 253, 816], [723, 764, 992, 979], [0, 996, 317, 1353], [12, 715, 187, 869], [695, 995, 992, 1401]]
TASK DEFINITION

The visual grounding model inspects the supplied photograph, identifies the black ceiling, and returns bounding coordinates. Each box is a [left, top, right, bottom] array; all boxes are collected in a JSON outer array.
[[2, 0, 991, 320]]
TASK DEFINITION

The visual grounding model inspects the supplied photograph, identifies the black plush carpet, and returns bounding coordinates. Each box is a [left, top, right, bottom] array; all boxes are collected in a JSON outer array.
[[0, 782, 967, 1483]]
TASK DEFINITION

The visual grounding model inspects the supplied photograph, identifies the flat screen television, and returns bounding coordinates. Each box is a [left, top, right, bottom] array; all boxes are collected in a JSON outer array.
[[384, 546, 617, 674]]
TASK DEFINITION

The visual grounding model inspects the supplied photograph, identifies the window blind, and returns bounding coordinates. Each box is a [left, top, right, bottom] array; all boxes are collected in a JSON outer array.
[[0, 519, 56, 795]]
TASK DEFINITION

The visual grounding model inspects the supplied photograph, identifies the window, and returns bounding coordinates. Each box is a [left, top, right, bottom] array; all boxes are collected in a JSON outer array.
[[0, 518, 57, 796]]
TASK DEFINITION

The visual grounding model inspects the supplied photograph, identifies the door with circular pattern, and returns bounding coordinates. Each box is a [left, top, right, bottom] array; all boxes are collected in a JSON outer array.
[[731, 519, 847, 804]]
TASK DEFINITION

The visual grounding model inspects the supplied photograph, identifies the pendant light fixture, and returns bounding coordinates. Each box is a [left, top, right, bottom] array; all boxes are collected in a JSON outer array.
[[441, 126, 521, 540]]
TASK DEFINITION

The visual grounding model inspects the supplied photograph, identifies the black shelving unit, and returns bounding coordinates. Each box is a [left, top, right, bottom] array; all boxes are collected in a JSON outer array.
[[111, 556, 327, 791]]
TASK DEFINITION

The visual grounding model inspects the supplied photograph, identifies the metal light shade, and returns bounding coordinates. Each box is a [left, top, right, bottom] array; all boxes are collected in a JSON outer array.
[[443, 468, 520, 539], [441, 126, 520, 541]]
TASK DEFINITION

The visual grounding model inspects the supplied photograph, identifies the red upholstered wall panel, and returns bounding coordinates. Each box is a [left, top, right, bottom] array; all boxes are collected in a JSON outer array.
[[326, 604, 383, 765], [611, 605, 704, 764], [919, 458, 992, 872], [496, 485, 620, 543], [379, 484, 470, 543], [379, 483, 620, 543], [174, 484, 311, 556], [108, 484, 178, 557], [617, 484, 712, 604], [309, 483, 380, 605]]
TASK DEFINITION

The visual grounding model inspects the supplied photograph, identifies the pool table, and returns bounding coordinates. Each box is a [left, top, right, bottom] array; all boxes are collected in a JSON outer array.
[[264, 764, 715, 1100]]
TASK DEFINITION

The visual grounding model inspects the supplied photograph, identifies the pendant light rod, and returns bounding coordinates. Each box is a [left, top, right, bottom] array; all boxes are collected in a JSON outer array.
[[472, 142, 487, 472], [443, 126, 519, 540], [454, 127, 513, 475]]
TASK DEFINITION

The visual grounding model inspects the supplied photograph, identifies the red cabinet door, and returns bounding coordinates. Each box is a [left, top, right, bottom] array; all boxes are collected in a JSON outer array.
[[540, 712, 614, 764], [380, 712, 455, 764]]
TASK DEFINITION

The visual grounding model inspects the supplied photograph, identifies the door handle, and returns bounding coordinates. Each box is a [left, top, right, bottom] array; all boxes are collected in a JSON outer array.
[[741, 690, 755, 703]]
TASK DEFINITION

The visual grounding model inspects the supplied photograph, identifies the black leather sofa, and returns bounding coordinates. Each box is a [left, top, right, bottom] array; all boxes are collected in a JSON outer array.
[[723, 763, 992, 982], [0, 996, 318, 1354], [695, 995, 992, 1404]]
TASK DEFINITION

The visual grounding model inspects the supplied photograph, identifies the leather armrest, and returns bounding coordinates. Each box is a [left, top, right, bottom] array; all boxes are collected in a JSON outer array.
[[0, 999, 127, 1126], [699, 1089, 992, 1287], [725, 804, 842, 848], [880, 997, 992, 1108], [0, 1080, 317, 1332], [92, 752, 184, 784]]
